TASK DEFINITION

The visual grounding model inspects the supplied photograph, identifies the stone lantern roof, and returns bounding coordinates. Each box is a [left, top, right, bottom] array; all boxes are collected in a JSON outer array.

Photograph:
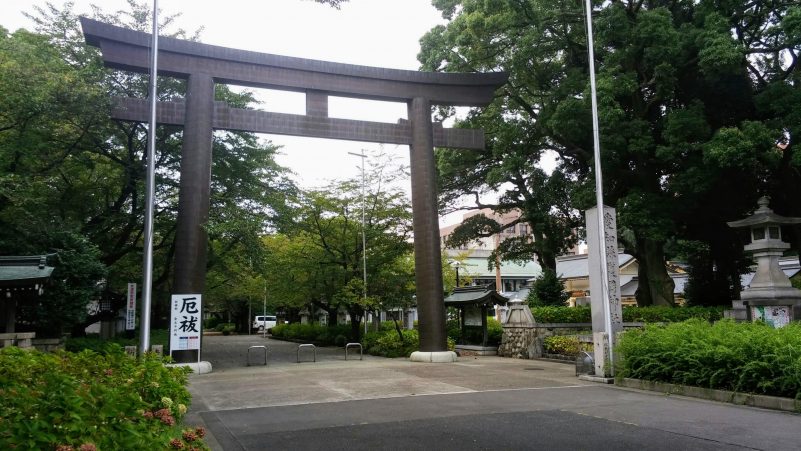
[[727, 196, 801, 228]]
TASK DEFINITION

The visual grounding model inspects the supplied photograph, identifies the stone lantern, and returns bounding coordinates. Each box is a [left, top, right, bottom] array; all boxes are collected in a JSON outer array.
[[727, 196, 801, 327]]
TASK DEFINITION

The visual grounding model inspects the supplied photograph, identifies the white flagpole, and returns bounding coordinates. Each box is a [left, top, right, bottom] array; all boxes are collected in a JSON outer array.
[[584, 0, 614, 375], [139, 0, 159, 355]]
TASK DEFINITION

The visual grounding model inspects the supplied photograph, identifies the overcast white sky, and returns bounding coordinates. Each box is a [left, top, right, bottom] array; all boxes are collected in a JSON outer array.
[[0, 0, 498, 225]]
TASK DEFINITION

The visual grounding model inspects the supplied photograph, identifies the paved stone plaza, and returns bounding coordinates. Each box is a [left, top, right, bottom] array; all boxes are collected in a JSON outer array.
[[187, 335, 801, 450]]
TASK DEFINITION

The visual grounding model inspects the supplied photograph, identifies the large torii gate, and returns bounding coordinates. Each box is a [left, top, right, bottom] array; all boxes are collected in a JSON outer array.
[[81, 18, 507, 360]]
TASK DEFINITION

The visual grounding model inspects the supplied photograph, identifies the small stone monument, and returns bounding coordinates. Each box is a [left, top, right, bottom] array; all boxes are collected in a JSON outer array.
[[727, 197, 801, 327]]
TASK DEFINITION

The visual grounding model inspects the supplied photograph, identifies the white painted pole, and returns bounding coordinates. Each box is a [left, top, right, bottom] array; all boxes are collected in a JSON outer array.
[[139, 0, 158, 355], [348, 151, 368, 335], [584, 0, 614, 375]]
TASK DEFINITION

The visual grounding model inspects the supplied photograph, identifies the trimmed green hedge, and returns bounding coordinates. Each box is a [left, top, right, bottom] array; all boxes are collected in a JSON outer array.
[[0, 346, 208, 450], [446, 317, 503, 346], [270, 323, 355, 346], [530, 306, 724, 323], [362, 326, 456, 358], [617, 319, 801, 402], [66, 329, 170, 354], [532, 306, 591, 323]]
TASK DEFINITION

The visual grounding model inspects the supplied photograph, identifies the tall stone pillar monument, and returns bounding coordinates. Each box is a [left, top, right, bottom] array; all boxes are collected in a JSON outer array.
[[585, 206, 623, 377]]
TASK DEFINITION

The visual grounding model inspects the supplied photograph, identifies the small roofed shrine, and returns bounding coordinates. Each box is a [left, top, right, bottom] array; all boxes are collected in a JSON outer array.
[[444, 284, 508, 354], [0, 255, 55, 342]]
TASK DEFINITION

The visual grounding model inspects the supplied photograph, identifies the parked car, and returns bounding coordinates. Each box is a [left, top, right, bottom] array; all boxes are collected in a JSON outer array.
[[252, 315, 277, 332]]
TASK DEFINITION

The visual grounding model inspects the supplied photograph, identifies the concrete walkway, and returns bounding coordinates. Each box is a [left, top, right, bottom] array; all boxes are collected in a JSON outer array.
[[187, 335, 801, 450]]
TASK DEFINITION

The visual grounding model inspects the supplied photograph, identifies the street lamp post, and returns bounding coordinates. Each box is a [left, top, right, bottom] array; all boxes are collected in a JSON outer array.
[[454, 261, 461, 288], [584, 0, 614, 375], [347, 151, 368, 334], [139, 0, 159, 355]]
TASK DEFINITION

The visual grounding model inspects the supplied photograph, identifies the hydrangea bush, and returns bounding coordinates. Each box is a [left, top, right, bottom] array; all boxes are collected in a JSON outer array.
[[0, 346, 208, 450]]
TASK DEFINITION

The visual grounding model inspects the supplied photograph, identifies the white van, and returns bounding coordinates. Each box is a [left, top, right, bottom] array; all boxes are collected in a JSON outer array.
[[252, 315, 277, 332]]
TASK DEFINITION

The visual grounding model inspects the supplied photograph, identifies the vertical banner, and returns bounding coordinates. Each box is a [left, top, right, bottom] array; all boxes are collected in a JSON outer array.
[[126, 283, 137, 330], [170, 294, 202, 358]]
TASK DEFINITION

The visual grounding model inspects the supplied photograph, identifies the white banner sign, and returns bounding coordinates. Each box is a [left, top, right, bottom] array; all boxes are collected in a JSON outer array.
[[125, 283, 137, 330], [170, 294, 202, 352]]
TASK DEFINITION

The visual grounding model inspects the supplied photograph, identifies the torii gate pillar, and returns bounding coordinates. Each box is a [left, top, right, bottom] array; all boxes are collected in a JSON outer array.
[[174, 73, 215, 294], [408, 97, 448, 355]]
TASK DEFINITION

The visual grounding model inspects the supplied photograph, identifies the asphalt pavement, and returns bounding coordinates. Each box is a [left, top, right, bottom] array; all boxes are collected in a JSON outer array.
[[186, 334, 801, 451]]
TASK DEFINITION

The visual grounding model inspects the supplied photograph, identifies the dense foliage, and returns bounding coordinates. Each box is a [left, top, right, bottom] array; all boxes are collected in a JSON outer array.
[[0, 1, 294, 336], [261, 153, 416, 339], [543, 335, 590, 357], [65, 329, 170, 354], [446, 317, 503, 346], [530, 305, 724, 323], [363, 322, 457, 358], [617, 320, 801, 402], [526, 268, 570, 307], [270, 323, 356, 346], [421, 0, 801, 307], [0, 346, 206, 450]]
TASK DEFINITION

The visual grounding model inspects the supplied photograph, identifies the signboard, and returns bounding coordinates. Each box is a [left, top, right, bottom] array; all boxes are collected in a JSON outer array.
[[464, 305, 483, 326], [751, 305, 792, 328], [170, 294, 202, 354], [125, 283, 137, 330]]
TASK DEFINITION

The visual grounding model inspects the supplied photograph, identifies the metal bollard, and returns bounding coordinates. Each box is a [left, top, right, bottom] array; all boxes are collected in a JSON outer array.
[[345, 342, 363, 360], [297, 344, 316, 363], [247, 345, 269, 366]]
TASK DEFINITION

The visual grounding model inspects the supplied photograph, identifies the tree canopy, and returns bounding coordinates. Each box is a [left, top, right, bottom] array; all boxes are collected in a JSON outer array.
[[421, 0, 801, 306], [0, 1, 295, 335]]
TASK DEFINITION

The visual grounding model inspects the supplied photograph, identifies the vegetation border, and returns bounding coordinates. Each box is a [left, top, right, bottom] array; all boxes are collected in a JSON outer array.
[[617, 378, 801, 414]]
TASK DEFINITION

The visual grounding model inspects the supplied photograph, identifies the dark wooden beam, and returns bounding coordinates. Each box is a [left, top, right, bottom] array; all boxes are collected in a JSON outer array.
[[112, 97, 486, 150]]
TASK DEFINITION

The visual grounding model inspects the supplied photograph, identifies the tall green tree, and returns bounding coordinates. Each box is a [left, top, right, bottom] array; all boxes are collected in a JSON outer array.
[[420, 0, 800, 306], [0, 1, 295, 333], [261, 153, 414, 337]]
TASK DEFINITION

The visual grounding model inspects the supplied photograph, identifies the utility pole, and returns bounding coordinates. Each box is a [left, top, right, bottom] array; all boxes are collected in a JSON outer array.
[[348, 151, 368, 334]]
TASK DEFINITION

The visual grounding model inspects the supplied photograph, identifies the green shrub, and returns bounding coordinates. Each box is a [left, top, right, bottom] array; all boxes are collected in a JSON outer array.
[[270, 323, 354, 346], [362, 328, 456, 358], [204, 317, 222, 329], [530, 306, 723, 324], [66, 329, 170, 354], [622, 306, 723, 323], [444, 317, 503, 346], [532, 306, 592, 323], [543, 335, 581, 356], [214, 322, 236, 333], [617, 319, 801, 402], [334, 334, 347, 347], [0, 346, 208, 450]]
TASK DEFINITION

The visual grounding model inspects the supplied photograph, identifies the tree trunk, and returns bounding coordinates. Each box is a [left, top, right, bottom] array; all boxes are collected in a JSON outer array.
[[635, 237, 675, 307]]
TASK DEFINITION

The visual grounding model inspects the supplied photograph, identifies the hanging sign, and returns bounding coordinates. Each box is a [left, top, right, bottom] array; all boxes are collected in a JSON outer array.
[[125, 283, 137, 330]]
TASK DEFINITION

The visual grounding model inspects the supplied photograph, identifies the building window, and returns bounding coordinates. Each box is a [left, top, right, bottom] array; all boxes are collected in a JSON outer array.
[[519, 224, 528, 235]]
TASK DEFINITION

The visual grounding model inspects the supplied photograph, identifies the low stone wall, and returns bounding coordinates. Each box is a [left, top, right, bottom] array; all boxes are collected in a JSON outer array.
[[0, 332, 35, 349], [500, 323, 644, 359], [32, 337, 65, 352]]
